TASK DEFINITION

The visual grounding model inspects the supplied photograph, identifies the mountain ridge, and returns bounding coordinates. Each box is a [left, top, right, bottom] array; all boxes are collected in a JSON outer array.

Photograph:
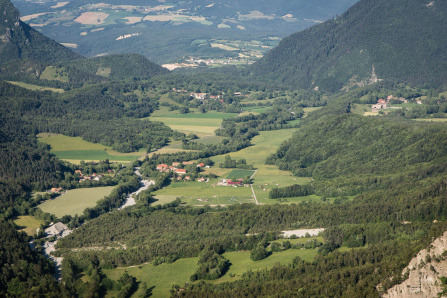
[[251, 0, 447, 92]]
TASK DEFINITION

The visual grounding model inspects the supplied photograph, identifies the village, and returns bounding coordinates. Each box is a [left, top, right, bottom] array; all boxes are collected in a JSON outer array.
[[370, 94, 421, 113]]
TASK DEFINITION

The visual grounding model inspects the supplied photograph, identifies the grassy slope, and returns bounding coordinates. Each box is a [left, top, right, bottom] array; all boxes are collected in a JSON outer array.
[[38, 186, 115, 217], [104, 248, 319, 297], [6, 81, 64, 93]]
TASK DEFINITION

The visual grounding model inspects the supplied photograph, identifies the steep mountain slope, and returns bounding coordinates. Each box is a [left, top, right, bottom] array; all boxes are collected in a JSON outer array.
[[251, 0, 447, 92], [0, 0, 82, 75]]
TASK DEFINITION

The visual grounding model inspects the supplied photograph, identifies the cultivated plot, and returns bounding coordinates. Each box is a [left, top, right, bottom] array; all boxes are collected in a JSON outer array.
[[38, 186, 115, 217]]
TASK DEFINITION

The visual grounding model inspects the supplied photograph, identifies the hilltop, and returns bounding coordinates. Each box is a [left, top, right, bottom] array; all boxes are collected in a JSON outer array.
[[251, 0, 447, 91]]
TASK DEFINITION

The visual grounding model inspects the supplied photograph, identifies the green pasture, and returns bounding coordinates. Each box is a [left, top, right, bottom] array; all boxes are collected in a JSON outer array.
[[153, 181, 254, 206], [213, 249, 318, 284], [149, 111, 235, 137], [14, 216, 44, 236], [38, 186, 115, 217], [104, 257, 198, 298], [225, 169, 256, 180], [7, 81, 64, 93], [37, 133, 143, 163], [104, 248, 318, 297], [40, 66, 69, 82]]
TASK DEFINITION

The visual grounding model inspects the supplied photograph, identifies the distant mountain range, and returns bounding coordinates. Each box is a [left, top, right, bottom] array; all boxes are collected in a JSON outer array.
[[251, 0, 447, 92], [0, 0, 168, 81], [10, 0, 358, 64]]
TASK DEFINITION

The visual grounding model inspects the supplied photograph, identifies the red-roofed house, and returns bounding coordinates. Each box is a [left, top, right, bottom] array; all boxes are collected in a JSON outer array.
[[182, 161, 194, 165], [175, 169, 187, 175], [172, 162, 180, 167], [197, 163, 205, 167], [156, 164, 168, 172]]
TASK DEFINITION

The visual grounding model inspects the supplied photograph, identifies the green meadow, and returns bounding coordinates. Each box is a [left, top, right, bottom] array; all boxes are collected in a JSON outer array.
[[153, 181, 254, 206], [14, 216, 44, 236], [37, 133, 143, 163], [149, 112, 236, 137], [225, 169, 256, 180], [104, 248, 318, 297], [38, 186, 115, 217]]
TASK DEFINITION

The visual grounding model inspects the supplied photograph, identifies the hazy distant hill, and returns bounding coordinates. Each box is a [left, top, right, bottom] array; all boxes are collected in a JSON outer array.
[[251, 0, 447, 92], [0, 0, 82, 75], [10, 0, 358, 64]]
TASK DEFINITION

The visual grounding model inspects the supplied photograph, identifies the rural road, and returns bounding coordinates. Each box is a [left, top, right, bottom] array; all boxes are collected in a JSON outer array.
[[251, 184, 260, 205]]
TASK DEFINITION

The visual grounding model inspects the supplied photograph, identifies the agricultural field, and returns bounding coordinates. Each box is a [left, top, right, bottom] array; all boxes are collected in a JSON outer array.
[[14, 216, 44, 236], [104, 247, 318, 297], [37, 133, 143, 164], [225, 169, 256, 180], [153, 180, 254, 206], [38, 186, 115, 217], [215, 248, 318, 283], [103, 257, 198, 298], [149, 112, 236, 137]]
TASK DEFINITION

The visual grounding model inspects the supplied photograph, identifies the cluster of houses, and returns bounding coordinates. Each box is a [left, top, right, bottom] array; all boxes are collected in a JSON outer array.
[[371, 95, 410, 112], [75, 170, 108, 183], [49, 187, 64, 194], [156, 162, 211, 182], [217, 178, 245, 187], [156, 161, 206, 173]]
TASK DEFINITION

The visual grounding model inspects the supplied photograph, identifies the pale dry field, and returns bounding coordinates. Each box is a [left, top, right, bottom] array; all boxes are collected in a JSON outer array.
[[74, 12, 109, 25]]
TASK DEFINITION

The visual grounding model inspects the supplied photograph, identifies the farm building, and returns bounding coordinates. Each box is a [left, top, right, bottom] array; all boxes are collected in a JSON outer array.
[[45, 222, 69, 237]]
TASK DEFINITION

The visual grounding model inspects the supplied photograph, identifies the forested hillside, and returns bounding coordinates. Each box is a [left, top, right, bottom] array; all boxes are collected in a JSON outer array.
[[251, 0, 447, 91], [0, 0, 81, 76], [63, 54, 169, 81]]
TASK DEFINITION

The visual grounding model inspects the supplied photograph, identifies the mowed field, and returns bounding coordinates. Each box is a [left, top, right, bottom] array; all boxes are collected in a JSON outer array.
[[153, 180, 254, 206], [149, 112, 236, 137], [14, 216, 44, 236], [38, 133, 143, 164], [104, 247, 318, 297], [38, 186, 115, 217]]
